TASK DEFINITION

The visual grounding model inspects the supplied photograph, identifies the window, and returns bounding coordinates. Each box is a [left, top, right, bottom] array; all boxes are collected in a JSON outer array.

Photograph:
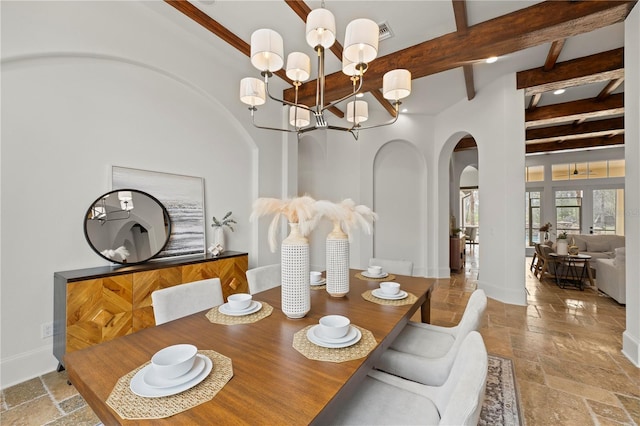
[[525, 165, 544, 182], [592, 189, 624, 235], [555, 190, 582, 236], [552, 160, 625, 181], [525, 191, 541, 246], [461, 189, 479, 227]]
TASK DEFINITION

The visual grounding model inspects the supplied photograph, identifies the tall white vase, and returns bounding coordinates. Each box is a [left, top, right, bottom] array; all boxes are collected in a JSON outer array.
[[326, 221, 349, 297], [281, 223, 310, 319], [213, 227, 225, 250]]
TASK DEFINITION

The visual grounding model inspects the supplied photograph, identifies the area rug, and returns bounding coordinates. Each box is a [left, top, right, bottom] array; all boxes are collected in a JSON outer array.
[[479, 354, 523, 426]]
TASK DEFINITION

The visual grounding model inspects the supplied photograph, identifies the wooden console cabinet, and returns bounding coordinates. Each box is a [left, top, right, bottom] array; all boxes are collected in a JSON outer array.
[[449, 236, 466, 272], [53, 251, 248, 368]]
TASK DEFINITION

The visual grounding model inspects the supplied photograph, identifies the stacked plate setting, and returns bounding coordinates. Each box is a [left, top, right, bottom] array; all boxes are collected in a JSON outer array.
[[307, 315, 362, 348], [130, 344, 213, 398], [219, 293, 262, 316], [361, 265, 389, 279], [372, 281, 408, 300]]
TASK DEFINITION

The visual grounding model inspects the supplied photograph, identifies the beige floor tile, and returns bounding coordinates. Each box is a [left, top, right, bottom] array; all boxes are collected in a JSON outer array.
[[518, 380, 593, 426], [0, 395, 61, 426], [45, 405, 100, 426], [616, 394, 640, 425], [2, 378, 46, 408], [546, 375, 623, 407], [41, 370, 78, 403], [587, 399, 633, 424], [513, 358, 545, 384]]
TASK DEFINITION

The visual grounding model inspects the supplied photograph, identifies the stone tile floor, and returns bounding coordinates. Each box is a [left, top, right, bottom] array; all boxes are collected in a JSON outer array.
[[1, 248, 638, 425]]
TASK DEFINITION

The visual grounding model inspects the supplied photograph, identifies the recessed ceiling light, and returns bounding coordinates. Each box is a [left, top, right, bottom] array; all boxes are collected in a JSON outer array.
[[401, 108, 408, 113], [355, 93, 364, 98], [485, 56, 498, 64], [553, 89, 566, 95]]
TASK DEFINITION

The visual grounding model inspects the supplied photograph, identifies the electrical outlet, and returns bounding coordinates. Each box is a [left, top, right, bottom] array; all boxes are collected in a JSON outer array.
[[41, 322, 54, 339]]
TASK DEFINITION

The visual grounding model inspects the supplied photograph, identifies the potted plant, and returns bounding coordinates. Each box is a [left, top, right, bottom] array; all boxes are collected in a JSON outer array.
[[539, 222, 552, 242], [211, 211, 236, 251], [556, 231, 568, 255]]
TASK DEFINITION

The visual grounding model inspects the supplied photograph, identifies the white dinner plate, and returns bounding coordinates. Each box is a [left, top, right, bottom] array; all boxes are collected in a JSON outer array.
[[130, 355, 212, 398], [308, 325, 359, 344], [219, 301, 262, 316], [307, 326, 362, 348], [361, 271, 389, 279], [310, 278, 326, 286], [371, 289, 408, 300], [143, 354, 207, 388]]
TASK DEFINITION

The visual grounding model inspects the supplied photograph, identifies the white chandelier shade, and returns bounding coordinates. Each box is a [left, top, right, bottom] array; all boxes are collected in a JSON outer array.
[[383, 69, 412, 101], [117, 191, 133, 202], [306, 8, 336, 49], [240, 7, 411, 139], [286, 52, 311, 82], [346, 100, 368, 124], [240, 77, 266, 106], [250, 29, 284, 72], [289, 105, 311, 127], [343, 18, 379, 65]]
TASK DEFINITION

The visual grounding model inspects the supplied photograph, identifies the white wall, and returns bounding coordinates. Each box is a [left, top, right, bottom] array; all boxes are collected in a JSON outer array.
[[0, 1, 284, 387], [435, 75, 527, 305], [623, 4, 640, 367]]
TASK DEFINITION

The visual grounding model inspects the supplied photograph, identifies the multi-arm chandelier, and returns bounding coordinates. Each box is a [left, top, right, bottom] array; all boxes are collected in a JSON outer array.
[[239, 6, 411, 140]]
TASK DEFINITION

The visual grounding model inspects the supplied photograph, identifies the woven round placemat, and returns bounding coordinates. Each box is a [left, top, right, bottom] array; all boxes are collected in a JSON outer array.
[[362, 289, 417, 306], [292, 325, 376, 363], [205, 302, 273, 325], [354, 272, 396, 281], [106, 350, 233, 420], [310, 284, 326, 291]]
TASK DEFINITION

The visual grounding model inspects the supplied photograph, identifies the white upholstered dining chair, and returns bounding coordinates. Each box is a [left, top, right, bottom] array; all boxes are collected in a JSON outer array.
[[331, 331, 488, 425], [375, 289, 487, 386], [368, 257, 413, 276], [152, 278, 224, 325], [246, 263, 281, 294]]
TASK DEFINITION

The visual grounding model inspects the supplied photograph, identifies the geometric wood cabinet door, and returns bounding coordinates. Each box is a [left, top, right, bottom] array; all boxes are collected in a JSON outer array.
[[65, 275, 134, 355], [54, 251, 248, 369]]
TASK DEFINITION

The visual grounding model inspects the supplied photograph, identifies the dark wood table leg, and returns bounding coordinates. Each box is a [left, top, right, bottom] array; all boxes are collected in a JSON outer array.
[[421, 286, 432, 323]]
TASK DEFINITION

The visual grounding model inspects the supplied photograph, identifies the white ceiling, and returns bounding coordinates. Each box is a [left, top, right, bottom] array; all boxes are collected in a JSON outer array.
[[164, 1, 626, 119]]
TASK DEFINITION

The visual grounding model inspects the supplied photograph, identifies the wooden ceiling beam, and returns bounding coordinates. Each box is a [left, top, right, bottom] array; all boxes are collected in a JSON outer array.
[[286, 0, 635, 105], [518, 47, 624, 95], [453, 136, 477, 151], [164, 0, 291, 83], [526, 134, 624, 154], [528, 93, 542, 110], [526, 117, 624, 142], [544, 39, 566, 71], [452, 0, 475, 101], [597, 77, 625, 101], [525, 93, 624, 127]]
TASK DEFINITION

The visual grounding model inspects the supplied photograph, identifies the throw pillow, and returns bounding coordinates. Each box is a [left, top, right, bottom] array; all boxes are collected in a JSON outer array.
[[614, 247, 626, 265], [573, 236, 588, 251], [587, 240, 610, 252]]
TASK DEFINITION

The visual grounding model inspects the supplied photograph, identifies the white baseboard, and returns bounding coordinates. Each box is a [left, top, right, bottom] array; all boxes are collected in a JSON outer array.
[[622, 330, 640, 367], [1, 344, 59, 388]]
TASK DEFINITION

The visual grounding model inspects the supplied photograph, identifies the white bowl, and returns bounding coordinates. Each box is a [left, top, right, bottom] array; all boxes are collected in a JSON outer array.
[[310, 271, 322, 284], [151, 344, 198, 379], [368, 265, 383, 276], [319, 315, 351, 339], [227, 293, 252, 311], [380, 281, 400, 295]]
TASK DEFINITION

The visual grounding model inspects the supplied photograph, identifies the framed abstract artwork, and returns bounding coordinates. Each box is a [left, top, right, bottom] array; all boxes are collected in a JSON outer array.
[[112, 166, 205, 258]]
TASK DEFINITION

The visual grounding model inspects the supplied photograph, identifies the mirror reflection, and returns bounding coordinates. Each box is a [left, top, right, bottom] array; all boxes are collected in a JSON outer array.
[[84, 189, 171, 264]]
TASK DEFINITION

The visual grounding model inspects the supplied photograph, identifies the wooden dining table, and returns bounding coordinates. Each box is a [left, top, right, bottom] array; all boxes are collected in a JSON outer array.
[[65, 269, 434, 425]]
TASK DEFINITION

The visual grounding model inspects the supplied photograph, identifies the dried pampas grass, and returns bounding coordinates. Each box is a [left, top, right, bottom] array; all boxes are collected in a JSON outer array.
[[250, 196, 317, 252]]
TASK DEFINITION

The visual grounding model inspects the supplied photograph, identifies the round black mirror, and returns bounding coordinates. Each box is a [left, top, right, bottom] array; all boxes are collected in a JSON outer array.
[[84, 189, 171, 264]]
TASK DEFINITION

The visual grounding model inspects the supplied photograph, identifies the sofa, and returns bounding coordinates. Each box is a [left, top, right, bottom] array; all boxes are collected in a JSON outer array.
[[555, 234, 625, 277], [596, 247, 626, 304]]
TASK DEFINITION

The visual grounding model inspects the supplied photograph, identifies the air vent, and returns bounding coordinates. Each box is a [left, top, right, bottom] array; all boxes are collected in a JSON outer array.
[[378, 21, 394, 41]]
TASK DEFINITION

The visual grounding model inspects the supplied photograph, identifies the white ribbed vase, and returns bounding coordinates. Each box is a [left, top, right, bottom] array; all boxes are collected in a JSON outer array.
[[326, 221, 349, 297], [281, 223, 310, 319]]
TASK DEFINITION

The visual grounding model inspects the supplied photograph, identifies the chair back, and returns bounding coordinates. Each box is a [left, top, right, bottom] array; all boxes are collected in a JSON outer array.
[[369, 257, 413, 276], [152, 278, 224, 325], [246, 264, 281, 294], [436, 331, 488, 425]]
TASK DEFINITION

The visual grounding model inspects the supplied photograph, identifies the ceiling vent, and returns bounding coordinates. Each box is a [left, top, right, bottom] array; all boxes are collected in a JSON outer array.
[[378, 21, 394, 41]]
